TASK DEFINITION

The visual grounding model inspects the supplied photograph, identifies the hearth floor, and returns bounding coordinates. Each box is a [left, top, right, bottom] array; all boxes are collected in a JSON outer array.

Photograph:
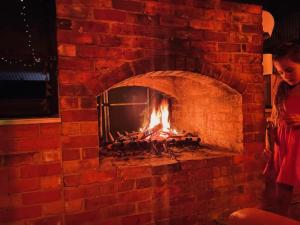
[[99, 147, 237, 167]]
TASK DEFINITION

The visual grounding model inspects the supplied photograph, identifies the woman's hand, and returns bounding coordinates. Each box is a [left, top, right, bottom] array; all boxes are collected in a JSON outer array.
[[284, 114, 300, 127], [263, 148, 272, 160]]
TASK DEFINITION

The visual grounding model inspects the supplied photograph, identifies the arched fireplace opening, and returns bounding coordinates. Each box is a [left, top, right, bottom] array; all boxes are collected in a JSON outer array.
[[97, 71, 243, 159]]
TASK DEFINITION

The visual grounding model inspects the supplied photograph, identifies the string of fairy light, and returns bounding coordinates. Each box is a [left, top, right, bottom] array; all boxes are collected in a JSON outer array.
[[0, 0, 41, 67]]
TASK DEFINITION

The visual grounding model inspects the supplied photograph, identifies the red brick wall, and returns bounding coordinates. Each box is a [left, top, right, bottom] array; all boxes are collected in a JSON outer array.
[[0, 0, 266, 224], [0, 124, 63, 224]]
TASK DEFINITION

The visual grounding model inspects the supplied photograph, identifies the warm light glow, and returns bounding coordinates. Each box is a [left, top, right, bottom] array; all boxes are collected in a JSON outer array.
[[149, 109, 161, 129], [141, 98, 177, 138], [160, 99, 170, 132], [147, 99, 170, 132]]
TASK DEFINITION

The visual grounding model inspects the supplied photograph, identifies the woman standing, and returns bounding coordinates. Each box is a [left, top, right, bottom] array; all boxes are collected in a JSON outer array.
[[263, 42, 300, 216]]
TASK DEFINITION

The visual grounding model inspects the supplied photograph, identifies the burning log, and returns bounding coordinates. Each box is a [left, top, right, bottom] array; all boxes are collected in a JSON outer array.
[[116, 131, 124, 139], [184, 137, 201, 142], [105, 129, 201, 151], [138, 124, 162, 140], [108, 132, 115, 142]]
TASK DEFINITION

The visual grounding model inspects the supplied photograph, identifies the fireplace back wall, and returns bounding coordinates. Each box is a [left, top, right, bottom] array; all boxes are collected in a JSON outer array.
[[0, 0, 266, 224]]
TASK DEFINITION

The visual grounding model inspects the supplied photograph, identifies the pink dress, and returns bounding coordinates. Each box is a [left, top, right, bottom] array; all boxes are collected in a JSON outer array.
[[274, 89, 300, 188]]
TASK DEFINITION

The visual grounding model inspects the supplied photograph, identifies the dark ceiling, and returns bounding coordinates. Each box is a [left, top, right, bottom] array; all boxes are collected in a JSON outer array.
[[229, 0, 300, 19]]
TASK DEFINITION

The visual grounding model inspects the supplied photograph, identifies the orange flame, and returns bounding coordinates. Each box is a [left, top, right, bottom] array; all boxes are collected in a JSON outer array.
[[148, 99, 170, 132], [160, 99, 170, 132], [141, 99, 177, 137]]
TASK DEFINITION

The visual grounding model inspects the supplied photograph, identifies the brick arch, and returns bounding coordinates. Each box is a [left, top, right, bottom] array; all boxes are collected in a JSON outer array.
[[109, 70, 239, 100], [86, 55, 248, 95]]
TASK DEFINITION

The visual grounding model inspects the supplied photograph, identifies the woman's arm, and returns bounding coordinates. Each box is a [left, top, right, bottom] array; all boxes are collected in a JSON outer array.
[[264, 120, 277, 157], [284, 114, 300, 127]]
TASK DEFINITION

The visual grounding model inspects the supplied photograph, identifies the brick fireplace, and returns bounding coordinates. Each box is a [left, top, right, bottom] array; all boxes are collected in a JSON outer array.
[[107, 70, 243, 153], [0, 0, 266, 224]]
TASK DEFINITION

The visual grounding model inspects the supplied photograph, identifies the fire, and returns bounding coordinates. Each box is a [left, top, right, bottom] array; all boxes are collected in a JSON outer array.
[[141, 98, 177, 138], [148, 99, 170, 131], [148, 109, 161, 129], [159, 99, 170, 132]]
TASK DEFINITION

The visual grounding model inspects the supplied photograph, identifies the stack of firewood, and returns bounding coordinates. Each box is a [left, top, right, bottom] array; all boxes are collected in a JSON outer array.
[[104, 124, 201, 152]]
